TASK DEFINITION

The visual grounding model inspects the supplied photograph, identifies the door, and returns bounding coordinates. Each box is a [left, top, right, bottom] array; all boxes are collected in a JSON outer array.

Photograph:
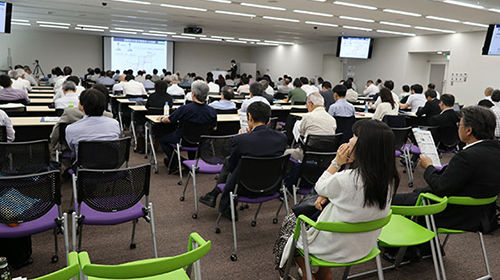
[[429, 64, 446, 94], [322, 55, 342, 84]]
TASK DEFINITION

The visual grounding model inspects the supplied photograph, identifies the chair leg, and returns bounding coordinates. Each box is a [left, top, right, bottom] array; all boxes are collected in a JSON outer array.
[[62, 213, 69, 265], [441, 234, 450, 249], [52, 227, 59, 263], [191, 166, 198, 219], [130, 219, 138, 249], [71, 212, 77, 252], [283, 186, 290, 215], [130, 114, 137, 149], [301, 222, 313, 280], [230, 191, 238, 261], [215, 213, 222, 234], [177, 145, 183, 185], [293, 184, 298, 205], [282, 240, 297, 280], [148, 130, 158, 173], [149, 202, 158, 258], [424, 214, 442, 280], [341, 266, 351, 280], [77, 222, 84, 252], [375, 254, 385, 280], [394, 247, 407, 267], [180, 170, 192, 201], [478, 232, 492, 278], [144, 123, 148, 159], [429, 212, 447, 280], [251, 203, 263, 227]]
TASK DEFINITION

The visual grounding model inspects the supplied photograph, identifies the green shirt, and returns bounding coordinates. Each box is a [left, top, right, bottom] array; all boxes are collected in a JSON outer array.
[[288, 88, 307, 105]]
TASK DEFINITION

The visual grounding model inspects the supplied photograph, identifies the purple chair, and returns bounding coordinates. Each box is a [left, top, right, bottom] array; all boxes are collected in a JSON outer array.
[[180, 135, 234, 219], [72, 164, 158, 258], [215, 154, 291, 261], [392, 127, 414, 187], [0, 140, 50, 176], [167, 121, 214, 186], [0, 170, 69, 263], [55, 123, 73, 163]]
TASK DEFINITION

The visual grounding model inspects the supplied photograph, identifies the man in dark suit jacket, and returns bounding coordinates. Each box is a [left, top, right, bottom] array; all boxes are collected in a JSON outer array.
[[320, 81, 335, 111], [199, 101, 287, 216], [394, 106, 500, 233], [433, 93, 461, 150], [416, 90, 441, 125]]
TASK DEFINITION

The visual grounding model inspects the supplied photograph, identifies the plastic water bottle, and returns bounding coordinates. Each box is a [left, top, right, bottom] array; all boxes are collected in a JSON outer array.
[[68, 101, 74, 108], [0, 257, 11, 280], [163, 101, 170, 116], [364, 103, 368, 113]]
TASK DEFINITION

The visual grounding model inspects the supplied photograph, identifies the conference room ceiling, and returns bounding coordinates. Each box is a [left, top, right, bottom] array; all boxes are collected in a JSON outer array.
[[8, 0, 500, 46]]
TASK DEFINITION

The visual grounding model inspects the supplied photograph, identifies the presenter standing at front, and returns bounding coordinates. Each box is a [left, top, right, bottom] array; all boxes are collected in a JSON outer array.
[[228, 59, 237, 80]]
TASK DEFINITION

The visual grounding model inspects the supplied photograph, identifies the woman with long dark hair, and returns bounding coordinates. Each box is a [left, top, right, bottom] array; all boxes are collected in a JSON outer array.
[[373, 87, 398, 120], [275, 120, 399, 280]]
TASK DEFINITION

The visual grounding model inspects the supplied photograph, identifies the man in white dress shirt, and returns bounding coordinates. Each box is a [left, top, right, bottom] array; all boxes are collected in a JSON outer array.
[[9, 70, 32, 93], [301, 77, 319, 96], [400, 84, 426, 113], [55, 81, 79, 109], [362, 80, 379, 97], [166, 74, 185, 98], [371, 80, 400, 110], [53, 76, 84, 101], [135, 70, 146, 83], [113, 74, 127, 94], [123, 74, 147, 96], [54, 66, 72, 93], [207, 76, 220, 93], [15, 65, 37, 86]]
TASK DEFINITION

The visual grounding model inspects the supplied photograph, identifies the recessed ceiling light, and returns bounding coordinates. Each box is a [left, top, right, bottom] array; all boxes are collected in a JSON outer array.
[[77, 24, 109, 29], [11, 19, 29, 23], [200, 38, 223, 41], [211, 35, 235, 40], [257, 42, 280, 46], [172, 35, 196, 39], [489, 8, 500, 13], [39, 24, 70, 29], [115, 27, 144, 32], [305, 21, 338, 27], [113, 0, 151, 4], [333, 1, 377, 10], [437, 51, 443, 54], [204, 0, 231, 3], [160, 4, 207, 12], [379, 21, 411, 28], [426, 16, 460, 23], [443, 0, 484, 9], [463, 21, 489, 28], [239, 38, 261, 42], [181, 33, 206, 37], [265, 40, 294, 45], [226, 40, 248, 44], [415, 26, 456, 33], [339, 16, 374, 23], [110, 30, 137, 34], [293, 10, 333, 17], [11, 22, 31, 26], [263, 16, 300, 23], [215, 10, 256, 18], [142, 32, 168, 37], [75, 27, 105, 32], [377, 29, 416, 36], [383, 9, 421, 17], [309, 0, 326, 2], [343, 25, 372, 31], [149, 30, 176, 35], [36, 21, 70, 26], [240, 3, 286, 11]]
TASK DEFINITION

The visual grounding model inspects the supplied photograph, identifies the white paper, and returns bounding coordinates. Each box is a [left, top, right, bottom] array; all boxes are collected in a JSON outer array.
[[239, 113, 249, 134], [13, 277, 28, 280], [292, 120, 302, 142], [412, 128, 442, 166]]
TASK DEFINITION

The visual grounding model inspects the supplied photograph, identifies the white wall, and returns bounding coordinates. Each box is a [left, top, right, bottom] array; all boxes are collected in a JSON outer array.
[[173, 42, 252, 77], [0, 29, 102, 77]]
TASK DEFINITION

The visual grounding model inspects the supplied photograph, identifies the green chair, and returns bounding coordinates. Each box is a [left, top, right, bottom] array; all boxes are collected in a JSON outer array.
[[282, 211, 392, 280], [78, 232, 211, 280], [436, 196, 498, 280], [377, 193, 448, 280], [32, 251, 80, 280]]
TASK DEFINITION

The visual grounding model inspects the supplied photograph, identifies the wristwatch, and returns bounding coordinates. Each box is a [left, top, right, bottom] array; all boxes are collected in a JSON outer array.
[[331, 160, 341, 170]]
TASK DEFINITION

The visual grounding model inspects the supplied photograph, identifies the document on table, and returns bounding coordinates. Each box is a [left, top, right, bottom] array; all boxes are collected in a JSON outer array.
[[412, 128, 442, 166], [292, 120, 302, 142]]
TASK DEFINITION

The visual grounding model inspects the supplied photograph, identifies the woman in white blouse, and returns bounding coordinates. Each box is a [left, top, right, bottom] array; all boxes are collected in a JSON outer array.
[[275, 120, 399, 280], [372, 88, 399, 121]]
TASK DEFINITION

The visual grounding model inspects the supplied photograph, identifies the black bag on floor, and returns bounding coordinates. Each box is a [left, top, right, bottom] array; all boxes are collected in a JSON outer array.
[[0, 236, 32, 269]]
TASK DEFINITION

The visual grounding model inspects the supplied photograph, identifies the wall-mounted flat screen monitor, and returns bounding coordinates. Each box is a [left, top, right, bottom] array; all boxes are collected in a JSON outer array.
[[0, 1, 12, 34], [482, 24, 500, 55], [336, 37, 373, 59]]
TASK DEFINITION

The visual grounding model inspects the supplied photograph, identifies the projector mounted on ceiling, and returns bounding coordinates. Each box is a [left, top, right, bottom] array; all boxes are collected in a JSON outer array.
[[184, 26, 203, 34]]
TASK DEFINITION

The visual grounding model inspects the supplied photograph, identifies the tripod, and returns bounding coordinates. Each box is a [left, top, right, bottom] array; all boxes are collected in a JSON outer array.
[[33, 59, 45, 78]]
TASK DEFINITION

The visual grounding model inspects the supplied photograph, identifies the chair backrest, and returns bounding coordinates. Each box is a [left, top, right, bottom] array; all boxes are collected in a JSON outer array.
[[77, 137, 131, 169], [446, 196, 498, 206], [2, 106, 26, 117], [390, 193, 448, 216], [438, 126, 460, 148], [304, 133, 343, 153], [290, 107, 308, 113], [58, 123, 69, 148], [78, 232, 211, 279], [293, 101, 306, 106], [0, 170, 61, 223], [147, 107, 164, 115], [391, 127, 412, 150], [236, 154, 290, 196], [299, 152, 337, 185], [0, 126, 6, 142], [55, 109, 65, 116], [77, 164, 151, 212], [198, 135, 234, 165], [33, 251, 80, 280], [334, 116, 356, 144], [267, 117, 278, 130], [216, 109, 238, 114], [382, 115, 407, 128], [180, 121, 213, 146], [0, 140, 50, 175]]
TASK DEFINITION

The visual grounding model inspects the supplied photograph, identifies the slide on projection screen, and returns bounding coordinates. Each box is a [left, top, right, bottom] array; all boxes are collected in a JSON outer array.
[[110, 37, 167, 74]]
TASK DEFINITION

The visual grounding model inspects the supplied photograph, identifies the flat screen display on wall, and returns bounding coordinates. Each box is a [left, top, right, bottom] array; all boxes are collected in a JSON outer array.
[[336, 37, 373, 59], [482, 24, 500, 55], [0, 2, 12, 34]]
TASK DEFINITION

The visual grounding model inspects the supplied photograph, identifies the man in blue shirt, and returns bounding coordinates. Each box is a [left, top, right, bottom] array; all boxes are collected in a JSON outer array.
[[209, 86, 237, 111], [158, 80, 217, 172], [328, 84, 356, 117]]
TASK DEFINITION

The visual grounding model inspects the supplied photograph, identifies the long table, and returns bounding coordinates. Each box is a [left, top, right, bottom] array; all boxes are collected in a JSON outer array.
[[11, 116, 58, 141]]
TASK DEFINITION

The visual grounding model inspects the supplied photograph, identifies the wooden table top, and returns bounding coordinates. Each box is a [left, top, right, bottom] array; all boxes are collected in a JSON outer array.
[[11, 117, 59, 126], [146, 114, 239, 123]]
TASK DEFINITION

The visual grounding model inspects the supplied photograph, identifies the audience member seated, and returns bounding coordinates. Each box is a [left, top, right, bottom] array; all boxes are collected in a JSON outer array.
[[344, 80, 358, 104], [0, 74, 30, 105], [286, 78, 307, 105], [416, 90, 441, 125], [478, 99, 494, 108], [50, 67, 64, 86], [65, 89, 120, 155], [362, 79, 379, 97], [480, 87, 493, 103], [278, 77, 292, 95], [285, 93, 337, 161], [490, 90, 500, 139], [400, 84, 426, 113], [209, 86, 236, 110], [216, 75, 226, 88], [393, 106, 500, 239], [275, 120, 399, 280], [199, 101, 287, 218], [260, 80, 274, 104], [166, 74, 185, 98], [328, 84, 355, 117], [112, 74, 127, 94], [123, 74, 147, 96], [300, 77, 318, 96], [143, 74, 155, 90], [240, 83, 270, 114], [135, 70, 146, 83], [54, 81, 79, 109], [9, 70, 31, 93], [113, 69, 121, 81], [54, 76, 85, 101], [371, 80, 399, 110], [319, 81, 334, 110], [22, 66, 38, 86], [427, 83, 441, 99], [207, 76, 220, 93], [0, 108, 15, 142], [225, 74, 235, 86], [54, 66, 72, 92], [372, 88, 399, 121], [157, 80, 217, 172], [236, 76, 250, 95], [145, 80, 173, 109], [433, 93, 460, 130], [400, 84, 411, 101], [97, 70, 116, 87]]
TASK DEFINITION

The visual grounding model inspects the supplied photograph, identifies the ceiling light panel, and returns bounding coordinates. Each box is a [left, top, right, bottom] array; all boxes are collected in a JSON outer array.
[[383, 9, 421, 17], [215, 10, 256, 18], [426, 15, 460, 23], [343, 25, 372, 31], [115, 27, 144, 32], [39, 24, 70, 29], [463, 22, 489, 28], [113, 0, 151, 4], [293, 10, 333, 17], [36, 21, 70, 26], [377, 30, 416, 36], [339, 16, 374, 23], [379, 21, 411, 28], [263, 16, 300, 23], [443, 0, 484, 10], [160, 4, 207, 12], [415, 26, 456, 33], [77, 24, 109, 29], [172, 35, 197, 39], [110, 30, 137, 34], [240, 3, 286, 11], [305, 21, 338, 27], [11, 22, 31, 26], [333, 1, 377, 10]]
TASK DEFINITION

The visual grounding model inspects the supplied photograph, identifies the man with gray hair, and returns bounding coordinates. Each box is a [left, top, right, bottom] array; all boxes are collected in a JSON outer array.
[[23, 66, 38, 86], [9, 69, 32, 92], [158, 80, 217, 172], [54, 81, 79, 109], [167, 74, 185, 98], [285, 92, 337, 161]]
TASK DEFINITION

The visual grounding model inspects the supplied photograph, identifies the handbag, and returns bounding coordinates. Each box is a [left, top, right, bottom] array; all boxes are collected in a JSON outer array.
[[291, 188, 329, 221]]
